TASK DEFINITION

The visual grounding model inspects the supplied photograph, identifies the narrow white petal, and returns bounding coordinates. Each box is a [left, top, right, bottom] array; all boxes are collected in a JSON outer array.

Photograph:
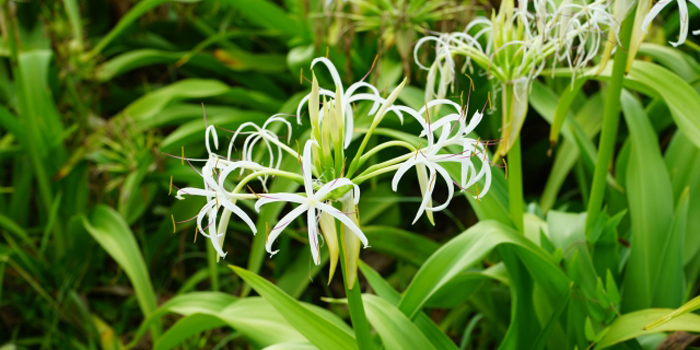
[[670, 0, 689, 46], [311, 57, 344, 95], [316, 202, 368, 247], [314, 178, 356, 200], [391, 157, 418, 192], [426, 164, 455, 212], [175, 187, 215, 199], [412, 165, 437, 224], [302, 140, 316, 197], [254, 193, 308, 212], [266, 205, 309, 256], [219, 198, 257, 234], [307, 208, 321, 265], [641, 0, 671, 34], [205, 125, 219, 155]]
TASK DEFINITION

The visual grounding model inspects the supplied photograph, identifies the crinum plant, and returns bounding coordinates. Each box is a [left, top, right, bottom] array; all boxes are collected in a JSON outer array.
[[175, 57, 492, 277], [415, 0, 617, 157], [173, 58, 492, 342]]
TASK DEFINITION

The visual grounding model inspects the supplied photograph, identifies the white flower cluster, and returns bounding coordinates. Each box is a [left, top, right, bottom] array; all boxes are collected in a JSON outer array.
[[174, 58, 492, 263], [415, 0, 617, 100]]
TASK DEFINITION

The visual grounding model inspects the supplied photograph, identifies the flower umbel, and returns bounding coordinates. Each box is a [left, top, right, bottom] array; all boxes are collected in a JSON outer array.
[[172, 58, 494, 283]]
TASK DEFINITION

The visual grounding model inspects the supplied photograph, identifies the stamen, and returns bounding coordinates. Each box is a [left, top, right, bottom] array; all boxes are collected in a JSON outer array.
[[181, 146, 185, 166], [503, 158, 508, 179], [361, 55, 379, 82], [171, 214, 176, 233], [300, 67, 304, 85], [246, 184, 261, 199], [168, 175, 173, 195]]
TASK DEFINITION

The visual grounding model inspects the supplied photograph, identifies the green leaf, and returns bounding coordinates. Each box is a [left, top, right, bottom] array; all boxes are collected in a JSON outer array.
[[593, 309, 700, 349], [123, 79, 281, 121], [362, 226, 440, 266], [230, 265, 358, 350], [359, 262, 460, 350], [82, 205, 160, 335], [548, 77, 588, 146], [154, 314, 226, 350], [664, 131, 700, 279], [84, 0, 202, 60], [570, 61, 700, 149], [362, 294, 437, 350], [620, 90, 680, 311], [398, 220, 568, 319], [129, 292, 310, 348], [219, 0, 299, 37]]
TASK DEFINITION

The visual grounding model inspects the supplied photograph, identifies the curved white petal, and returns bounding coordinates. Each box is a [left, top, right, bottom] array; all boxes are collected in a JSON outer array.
[[641, 0, 671, 34], [175, 187, 215, 200], [254, 193, 307, 212], [302, 140, 316, 197], [266, 204, 309, 256], [315, 202, 368, 247], [412, 165, 437, 225], [205, 125, 219, 155], [426, 164, 455, 213], [314, 178, 356, 201], [311, 57, 344, 96], [391, 157, 419, 192], [307, 208, 320, 265], [218, 198, 257, 234], [671, 0, 689, 47]]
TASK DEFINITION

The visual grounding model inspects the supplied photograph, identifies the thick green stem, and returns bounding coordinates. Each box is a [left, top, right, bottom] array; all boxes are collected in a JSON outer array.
[[585, 12, 636, 231], [508, 136, 524, 232], [503, 83, 524, 232], [339, 237, 374, 350]]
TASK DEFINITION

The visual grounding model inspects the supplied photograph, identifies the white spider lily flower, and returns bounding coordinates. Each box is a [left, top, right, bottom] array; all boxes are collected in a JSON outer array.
[[642, 0, 700, 47], [389, 100, 492, 223], [175, 158, 258, 258], [297, 57, 399, 149], [228, 115, 293, 191], [254, 140, 368, 265], [414, 0, 616, 100]]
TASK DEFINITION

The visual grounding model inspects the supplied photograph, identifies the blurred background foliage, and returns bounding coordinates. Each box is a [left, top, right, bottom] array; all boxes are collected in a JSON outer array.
[[1, 0, 700, 349]]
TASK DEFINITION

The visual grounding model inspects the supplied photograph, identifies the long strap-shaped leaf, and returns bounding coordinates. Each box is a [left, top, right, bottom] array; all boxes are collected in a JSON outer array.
[[82, 205, 160, 336], [398, 220, 569, 319], [231, 265, 358, 350]]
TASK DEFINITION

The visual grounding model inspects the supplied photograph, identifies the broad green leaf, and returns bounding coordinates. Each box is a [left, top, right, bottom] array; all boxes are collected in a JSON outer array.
[[620, 90, 680, 311], [123, 79, 281, 121], [219, 0, 299, 37], [359, 262, 460, 350], [82, 205, 160, 334], [664, 131, 700, 279], [362, 294, 437, 350], [262, 344, 317, 350], [129, 292, 309, 348], [154, 314, 226, 350], [398, 220, 568, 319], [637, 43, 700, 86], [362, 226, 439, 266], [84, 0, 202, 59], [548, 77, 588, 145], [644, 294, 700, 330], [231, 265, 358, 350], [565, 61, 700, 149], [593, 309, 700, 349]]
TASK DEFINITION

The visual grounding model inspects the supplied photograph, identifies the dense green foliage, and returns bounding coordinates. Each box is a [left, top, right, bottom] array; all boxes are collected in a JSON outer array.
[[2, 1, 700, 349]]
